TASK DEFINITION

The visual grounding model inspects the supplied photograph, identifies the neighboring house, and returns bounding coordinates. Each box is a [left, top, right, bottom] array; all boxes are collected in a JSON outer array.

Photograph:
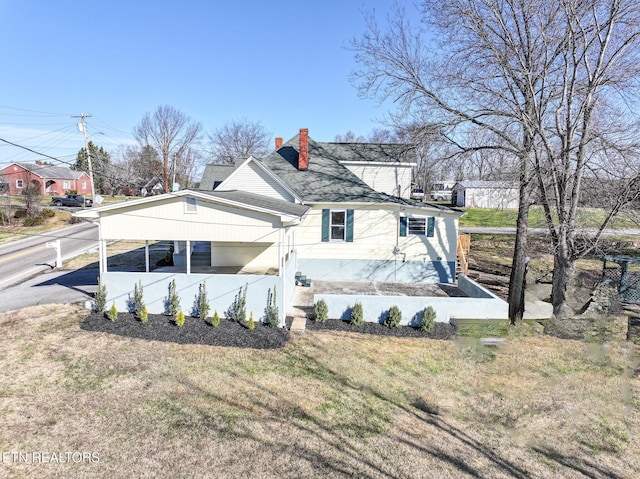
[[452, 180, 519, 209], [76, 129, 464, 321], [199, 164, 237, 191], [0, 162, 91, 196]]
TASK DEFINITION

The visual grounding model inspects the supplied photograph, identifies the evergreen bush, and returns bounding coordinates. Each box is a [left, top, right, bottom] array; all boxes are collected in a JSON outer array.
[[194, 282, 210, 319], [175, 310, 185, 327], [248, 311, 255, 330], [94, 277, 107, 312], [421, 306, 436, 332], [351, 302, 364, 325], [106, 302, 118, 321], [228, 283, 247, 322], [314, 299, 328, 323], [265, 286, 279, 327], [166, 279, 181, 315], [140, 305, 149, 323], [133, 280, 145, 316], [211, 310, 220, 327], [385, 305, 402, 328]]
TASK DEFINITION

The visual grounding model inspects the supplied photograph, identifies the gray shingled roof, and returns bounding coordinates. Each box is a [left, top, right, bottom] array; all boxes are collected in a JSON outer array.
[[320, 142, 416, 164], [199, 164, 236, 190], [198, 190, 310, 218], [456, 180, 517, 189], [260, 134, 412, 204], [17, 163, 85, 179]]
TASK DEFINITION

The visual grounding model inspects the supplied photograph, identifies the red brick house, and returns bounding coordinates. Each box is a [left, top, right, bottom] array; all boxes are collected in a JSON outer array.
[[0, 162, 91, 196]]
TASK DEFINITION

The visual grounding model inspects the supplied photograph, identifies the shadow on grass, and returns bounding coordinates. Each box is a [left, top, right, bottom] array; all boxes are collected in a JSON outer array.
[[158, 340, 545, 478]]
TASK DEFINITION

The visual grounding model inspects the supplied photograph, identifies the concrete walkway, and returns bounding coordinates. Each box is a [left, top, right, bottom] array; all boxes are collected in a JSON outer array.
[[288, 285, 314, 334]]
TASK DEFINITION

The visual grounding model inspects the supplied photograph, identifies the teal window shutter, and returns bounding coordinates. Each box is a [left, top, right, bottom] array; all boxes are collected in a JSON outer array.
[[427, 217, 435, 237], [321, 209, 330, 242], [400, 216, 407, 237], [346, 209, 354, 242]]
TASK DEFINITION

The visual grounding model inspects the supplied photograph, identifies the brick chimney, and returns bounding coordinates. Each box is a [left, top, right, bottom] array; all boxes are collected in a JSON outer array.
[[298, 128, 309, 171], [275, 137, 283, 149]]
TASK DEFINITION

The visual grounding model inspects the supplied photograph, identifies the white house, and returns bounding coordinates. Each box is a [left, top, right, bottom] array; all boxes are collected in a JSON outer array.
[[76, 129, 465, 323], [453, 180, 519, 209]]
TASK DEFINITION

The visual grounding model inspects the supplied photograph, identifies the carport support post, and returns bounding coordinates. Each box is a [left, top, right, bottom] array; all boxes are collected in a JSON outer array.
[[186, 240, 191, 275], [145, 241, 150, 273]]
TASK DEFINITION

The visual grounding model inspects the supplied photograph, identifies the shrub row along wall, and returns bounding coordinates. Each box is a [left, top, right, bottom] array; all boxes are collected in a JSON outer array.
[[315, 275, 508, 325], [101, 272, 285, 325]]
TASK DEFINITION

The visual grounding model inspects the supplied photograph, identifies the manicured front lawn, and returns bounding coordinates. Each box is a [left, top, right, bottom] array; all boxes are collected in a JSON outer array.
[[0, 304, 637, 478]]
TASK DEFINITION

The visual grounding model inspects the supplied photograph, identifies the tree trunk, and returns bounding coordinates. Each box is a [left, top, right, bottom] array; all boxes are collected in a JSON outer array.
[[508, 183, 531, 325], [551, 250, 576, 318]]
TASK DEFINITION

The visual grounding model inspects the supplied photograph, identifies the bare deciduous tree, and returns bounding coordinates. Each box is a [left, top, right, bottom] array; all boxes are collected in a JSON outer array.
[[208, 119, 271, 164], [133, 105, 202, 193], [351, 0, 640, 320]]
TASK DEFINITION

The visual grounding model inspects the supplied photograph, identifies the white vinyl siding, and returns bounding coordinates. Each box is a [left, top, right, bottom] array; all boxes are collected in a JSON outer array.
[[100, 197, 282, 242], [297, 205, 458, 263], [342, 163, 413, 198], [222, 161, 294, 202]]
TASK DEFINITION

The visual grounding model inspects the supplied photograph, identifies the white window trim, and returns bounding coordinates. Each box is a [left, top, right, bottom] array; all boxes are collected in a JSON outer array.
[[16, 179, 23, 188], [63, 181, 70, 189], [330, 209, 346, 242]]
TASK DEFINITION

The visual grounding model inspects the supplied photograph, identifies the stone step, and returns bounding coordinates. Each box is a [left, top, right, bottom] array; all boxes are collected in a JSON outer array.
[[290, 316, 306, 334]]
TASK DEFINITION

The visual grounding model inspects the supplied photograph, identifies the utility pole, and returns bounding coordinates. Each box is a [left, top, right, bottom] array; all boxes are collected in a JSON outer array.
[[72, 113, 94, 203]]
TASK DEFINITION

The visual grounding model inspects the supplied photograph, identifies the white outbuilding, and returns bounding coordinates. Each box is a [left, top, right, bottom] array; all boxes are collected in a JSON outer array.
[[453, 180, 519, 209]]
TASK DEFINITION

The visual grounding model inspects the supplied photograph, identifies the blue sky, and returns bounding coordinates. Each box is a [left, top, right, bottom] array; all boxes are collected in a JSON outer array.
[[0, 0, 407, 166]]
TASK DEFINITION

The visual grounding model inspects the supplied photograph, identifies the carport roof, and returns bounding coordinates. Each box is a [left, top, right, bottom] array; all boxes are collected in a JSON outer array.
[[74, 189, 310, 220]]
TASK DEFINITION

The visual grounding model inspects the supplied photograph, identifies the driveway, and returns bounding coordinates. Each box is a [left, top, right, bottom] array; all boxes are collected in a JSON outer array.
[[0, 267, 98, 313]]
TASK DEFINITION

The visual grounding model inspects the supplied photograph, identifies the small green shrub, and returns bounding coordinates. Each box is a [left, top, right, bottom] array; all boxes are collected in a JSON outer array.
[[23, 215, 44, 227], [94, 277, 107, 312], [211, 310, 220, 327], [106, 302, 118, 321], [175, 310, 185, 327], [41, 208, 56, 218], [314, 299, 328, 323], [140, 305, 149, 323], [133, 280, 145, 316], [385, 305, 402, 328], [421, 306, 436, 332], [265, 286, 279, 327], [166, 279, 181, 315], [248, 311, 255, 330], [351, 302, 364, 325]]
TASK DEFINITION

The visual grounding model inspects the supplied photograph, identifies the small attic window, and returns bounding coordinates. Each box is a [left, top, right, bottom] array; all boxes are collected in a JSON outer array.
[[184, 197, 197, 213]]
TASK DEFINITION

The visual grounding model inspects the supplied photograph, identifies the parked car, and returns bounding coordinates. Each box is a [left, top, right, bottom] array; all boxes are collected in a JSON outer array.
[[430, 181, 455, 201], [51, 194, 92, 207], [410, 189, 425, 200]]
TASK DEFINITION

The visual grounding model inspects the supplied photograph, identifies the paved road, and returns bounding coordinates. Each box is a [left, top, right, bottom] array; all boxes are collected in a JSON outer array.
[[0, 267, 99, 313], [0, 222, 99, 291]]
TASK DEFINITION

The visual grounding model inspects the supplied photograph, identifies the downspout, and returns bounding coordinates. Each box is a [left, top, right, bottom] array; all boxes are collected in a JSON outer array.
[[279, 227, 286, 328]]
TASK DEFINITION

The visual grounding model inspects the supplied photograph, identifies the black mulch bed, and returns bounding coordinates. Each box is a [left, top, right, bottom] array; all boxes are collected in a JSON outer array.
[[81, 313, 456, 349], [305, 318, 457, 340], [81, 312, 289, 350]]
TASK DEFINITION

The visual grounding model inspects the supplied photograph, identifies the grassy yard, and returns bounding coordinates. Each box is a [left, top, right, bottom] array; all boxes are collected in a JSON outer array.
[[0, 304, 638, 478], [459, 205, 640, 229]]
